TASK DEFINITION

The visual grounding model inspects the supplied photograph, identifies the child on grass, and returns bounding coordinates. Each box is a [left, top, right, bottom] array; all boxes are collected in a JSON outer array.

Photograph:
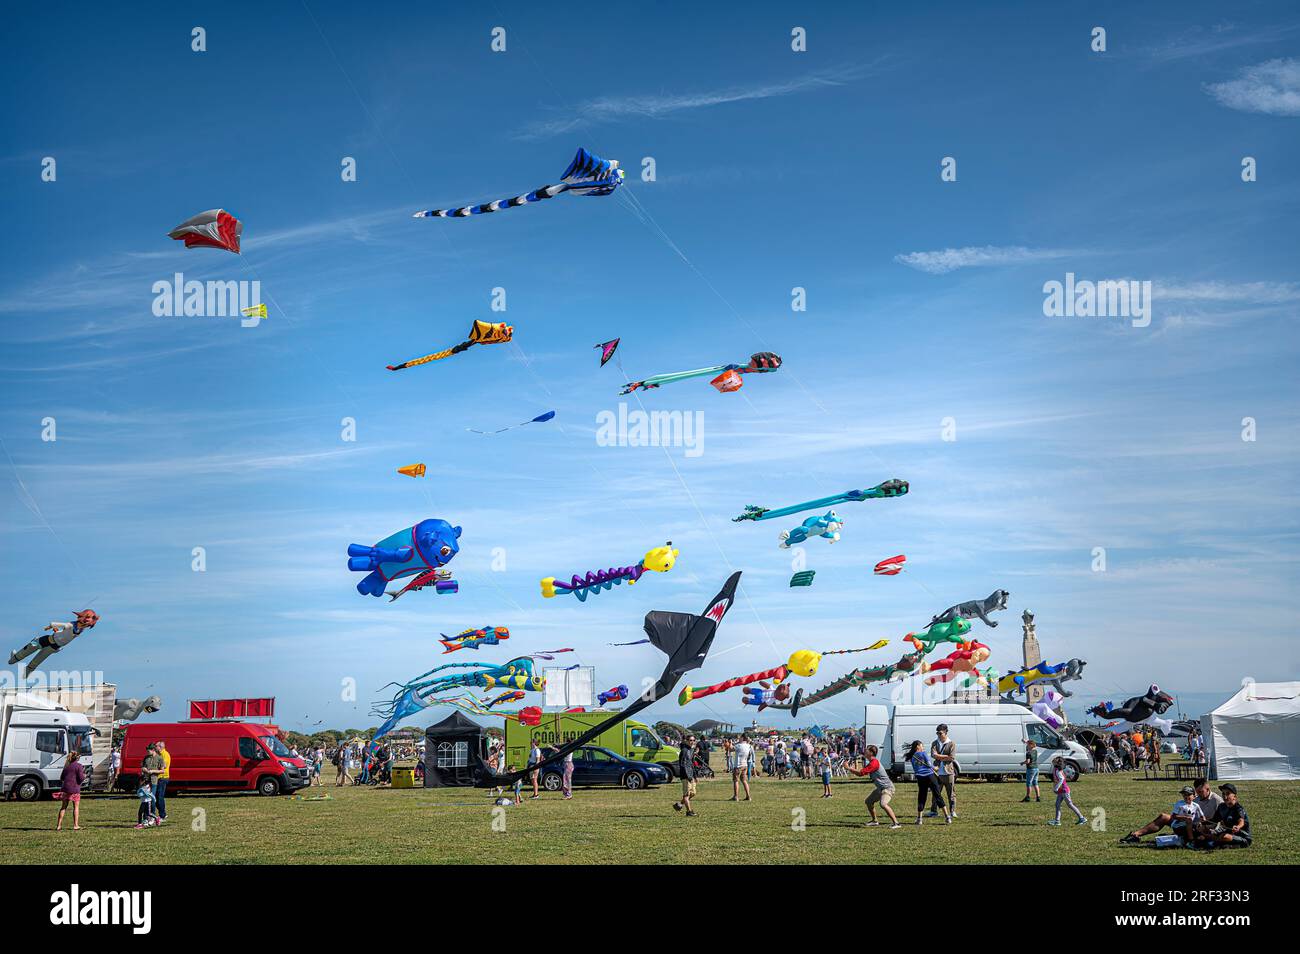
[[135, 779, 157, 829], [1047, 756, 1087, 826], [508, 765, 523, 806], [817, 747, 833, 797], [1021, 739, 1041, 802]]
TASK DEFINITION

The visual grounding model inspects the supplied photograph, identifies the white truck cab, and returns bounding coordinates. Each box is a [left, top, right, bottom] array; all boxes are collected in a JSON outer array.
[[1, 692, 96, 801]]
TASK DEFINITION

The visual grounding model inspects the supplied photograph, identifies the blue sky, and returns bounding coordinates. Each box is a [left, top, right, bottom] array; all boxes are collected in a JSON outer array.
[[2, 1, 1297, 733]]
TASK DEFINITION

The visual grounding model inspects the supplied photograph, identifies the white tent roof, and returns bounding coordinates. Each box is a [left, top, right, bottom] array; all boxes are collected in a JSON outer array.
[[1202, 681, 1300, 781]]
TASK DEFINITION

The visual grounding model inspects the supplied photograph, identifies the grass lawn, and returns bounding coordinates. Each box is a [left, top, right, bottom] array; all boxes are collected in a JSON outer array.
[[2, 767, 1294, 865]]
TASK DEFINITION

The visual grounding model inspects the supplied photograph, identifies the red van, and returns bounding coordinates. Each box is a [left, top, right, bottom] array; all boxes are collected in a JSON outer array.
[[117, 722, 311, 796]]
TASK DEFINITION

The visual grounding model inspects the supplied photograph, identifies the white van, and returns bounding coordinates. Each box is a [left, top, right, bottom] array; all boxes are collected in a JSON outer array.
[[0, 692, 97, 801], [864, 702, 1093, 782]]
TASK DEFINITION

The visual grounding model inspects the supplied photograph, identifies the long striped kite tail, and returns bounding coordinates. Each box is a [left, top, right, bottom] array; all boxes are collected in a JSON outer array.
[[386, 346, 457, 371], [677, 664, 789, 705], [413, 182, 571, 219]]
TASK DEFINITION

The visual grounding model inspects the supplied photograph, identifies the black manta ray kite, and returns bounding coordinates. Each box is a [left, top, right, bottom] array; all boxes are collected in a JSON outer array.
[[473, 571, 742, 787]]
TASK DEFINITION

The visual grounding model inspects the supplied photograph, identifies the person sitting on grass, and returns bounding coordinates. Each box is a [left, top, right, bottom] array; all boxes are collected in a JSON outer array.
[[1021, 739, 1041, 803], [1047, 757, 1087, 827], [1120, 784, 1204, 844], [1193, 784, 1251, 850]]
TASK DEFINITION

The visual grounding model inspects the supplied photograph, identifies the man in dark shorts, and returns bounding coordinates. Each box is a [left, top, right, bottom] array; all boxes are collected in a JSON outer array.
[[1195, 783, 1251, 849]]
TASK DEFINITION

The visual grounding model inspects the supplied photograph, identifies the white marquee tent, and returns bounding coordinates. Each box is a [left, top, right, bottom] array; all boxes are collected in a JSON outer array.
[[1202, 681, 1300, 781]]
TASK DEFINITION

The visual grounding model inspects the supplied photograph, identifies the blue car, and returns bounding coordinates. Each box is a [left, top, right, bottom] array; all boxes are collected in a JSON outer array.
[[539, 745, 670, 791]]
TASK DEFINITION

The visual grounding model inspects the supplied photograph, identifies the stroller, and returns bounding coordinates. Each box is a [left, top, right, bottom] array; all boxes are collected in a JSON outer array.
[[692, 754, 715, 779]]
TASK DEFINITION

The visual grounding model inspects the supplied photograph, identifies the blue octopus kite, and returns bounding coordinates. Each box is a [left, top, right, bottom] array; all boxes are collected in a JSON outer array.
[[372, 656, 546, 740]]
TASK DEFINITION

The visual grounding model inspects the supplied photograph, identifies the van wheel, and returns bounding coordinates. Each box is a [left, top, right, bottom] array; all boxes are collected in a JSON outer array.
[[542, 772, 562, 792], [13, 776, 43, 802], [623, 771, 646, 790], [257, 776, 281, 796], [1063, 761, 1081, 783]]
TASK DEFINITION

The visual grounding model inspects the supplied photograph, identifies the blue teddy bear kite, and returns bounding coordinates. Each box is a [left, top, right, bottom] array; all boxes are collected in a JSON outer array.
[[778, 510, 842, 549]]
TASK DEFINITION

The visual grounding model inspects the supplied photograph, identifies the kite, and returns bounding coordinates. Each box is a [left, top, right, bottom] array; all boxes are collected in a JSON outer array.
[[598, 685, 629, 706], [922, 641, 991, 686], [928, 590, 1011, 629], [8, 610, 100, 678], [397, 463, 426, 478], [779, 510, 842, 548], [733, 479, 909, 522], [467, 410, 556, 435], [874, 555, 907, 576], [440, 626, 510, 654], [742, 681, 795, 712], [1030, 689, 1067, 730], [822, 640, 889, 656], [540, 542, 678, 601], [529, 649, 576, 661], [764, 650, 928, 712], [678, 650, 821, 707], [167, 209, 242, 254], [1087, 685, 1174, 724], [998, 658, 1087, 698], [620, 352, 781, 396], [386, 319, 513, 371], [595, 339, 620, 366], [482, 690, 527, 708], [789, 570, 816, 587], [346, 518, 461, 598], [469, 571, 742, 788], [371, 656, 547, 740], [423, 693, 543, 726], [903, 618, 972, 655], [113, 695, 162, 722], [609, 639, 650, 647], [414, 147, 624, 219], [240, 303, 267, 320]]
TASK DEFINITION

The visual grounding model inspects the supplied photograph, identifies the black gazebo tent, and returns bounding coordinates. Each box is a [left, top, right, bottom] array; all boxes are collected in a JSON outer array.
[[423, 712, 488, 787]]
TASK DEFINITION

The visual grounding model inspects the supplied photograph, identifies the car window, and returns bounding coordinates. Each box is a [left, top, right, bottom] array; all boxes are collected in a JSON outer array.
[[238, 737, 262, 759], [589, 749, 612, 761], [36, 731, 64, 755]]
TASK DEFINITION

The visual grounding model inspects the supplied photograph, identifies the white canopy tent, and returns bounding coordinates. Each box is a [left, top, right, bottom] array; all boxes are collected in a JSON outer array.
[[1202, 681, 1300, 781]]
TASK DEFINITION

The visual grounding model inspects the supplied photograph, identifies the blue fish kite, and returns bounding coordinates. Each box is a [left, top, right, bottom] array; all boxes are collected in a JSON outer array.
[[466, 410, 556, 435], [413, 148, 623, 219], [733, 479, 909, 523]]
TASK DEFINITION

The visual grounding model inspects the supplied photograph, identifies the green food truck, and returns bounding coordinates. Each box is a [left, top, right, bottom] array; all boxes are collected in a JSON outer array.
[[504, 710, 680, 778]]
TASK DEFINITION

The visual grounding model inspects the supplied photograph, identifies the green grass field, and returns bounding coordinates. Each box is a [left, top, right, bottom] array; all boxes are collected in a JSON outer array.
[[3, 768, 1294, 865]]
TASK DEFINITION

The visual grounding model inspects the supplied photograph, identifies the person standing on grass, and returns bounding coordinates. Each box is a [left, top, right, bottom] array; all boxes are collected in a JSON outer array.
[[141, 743, 164, 821], [334, 746, 352, 786], [672, 734, 698, 816], [1021, 739, 1041, 802], [561, 748, 574, 800], [108, 744, 121, 791], [1048, 757, 1087, 826], [154, 741, 171, 823], [527, 736, 543, 799], [817, 746, 833, 797], [904, 740, 950, 825], [55, 751, 86, 831], [723, 737, 735, 773], [929, 725, 958, 818], [861, 745, 900, 829], [732, 734, 753, 801]]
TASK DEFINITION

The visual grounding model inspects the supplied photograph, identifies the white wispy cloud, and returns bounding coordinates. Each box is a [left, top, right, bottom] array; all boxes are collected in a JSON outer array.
[[1154, 279, 1300, 303], [518, 62, 883, 139], [893, 245, 1075, 275], [1141, 23, 1300, 62], [1205, 58, 1300, 116]]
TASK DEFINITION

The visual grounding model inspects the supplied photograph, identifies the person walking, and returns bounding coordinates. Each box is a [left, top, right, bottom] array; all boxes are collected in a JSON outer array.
[[55, 751, 86, 831], [1021, 739, 1042, 802], [107, 744, 121, 791], [904, 740, 950, 825], [154, 740, 171, 823], [732, 734, 753, 801], [672, 734, 698, 816], [929, 724, 958, 818], [561, 748, 575, 799], [861, 745, 900, 828], [1047, 757, 1087, 826]]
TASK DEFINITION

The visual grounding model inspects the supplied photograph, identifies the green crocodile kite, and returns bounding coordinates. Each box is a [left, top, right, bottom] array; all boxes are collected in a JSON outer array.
[[764, 649, 927, 712], [732, 479, 908, 523], [903, 618, 973, 655]]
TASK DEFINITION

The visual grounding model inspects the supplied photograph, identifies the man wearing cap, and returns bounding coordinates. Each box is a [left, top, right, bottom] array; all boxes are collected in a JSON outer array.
[[1120, 784, 1206, 844], [1195, 784, 1251, 849]]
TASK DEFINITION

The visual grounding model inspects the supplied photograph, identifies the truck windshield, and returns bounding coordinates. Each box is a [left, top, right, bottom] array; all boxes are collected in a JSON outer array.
[[260, 735, 294, 758], [630, 727, 663, 750], [1026, 724, 1063, 749], [69, 729, 94, 756]]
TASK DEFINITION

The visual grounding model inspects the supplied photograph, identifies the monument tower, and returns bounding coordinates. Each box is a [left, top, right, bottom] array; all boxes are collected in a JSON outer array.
[[1021, 609, 1045, 705]]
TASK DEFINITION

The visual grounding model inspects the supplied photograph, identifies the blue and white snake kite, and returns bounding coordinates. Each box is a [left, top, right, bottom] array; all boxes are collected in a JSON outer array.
[[733, 479, 909, 522], [413, 148, 624, 219]]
